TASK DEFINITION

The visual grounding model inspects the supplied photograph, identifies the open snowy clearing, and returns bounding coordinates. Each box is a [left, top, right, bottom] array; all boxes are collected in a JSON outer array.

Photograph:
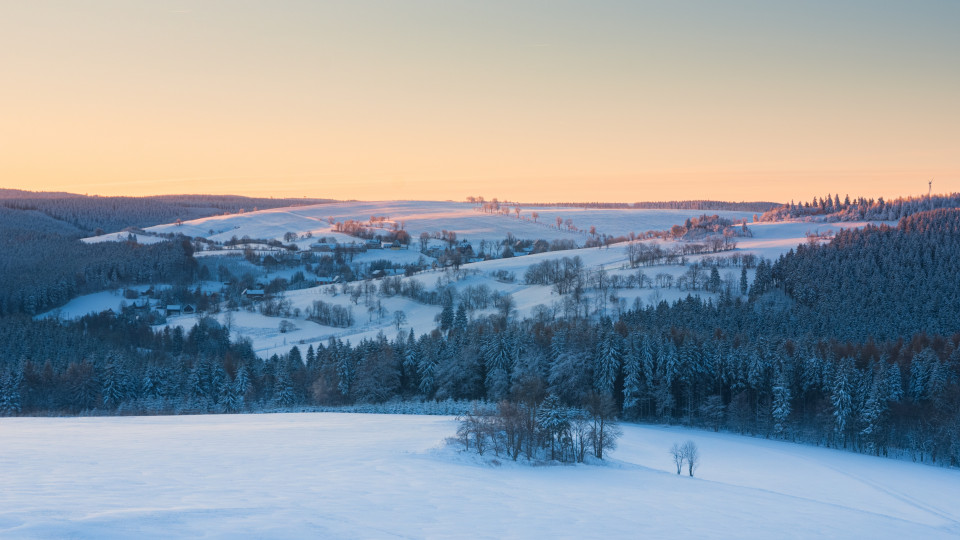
[[1, 413, 957, 539]]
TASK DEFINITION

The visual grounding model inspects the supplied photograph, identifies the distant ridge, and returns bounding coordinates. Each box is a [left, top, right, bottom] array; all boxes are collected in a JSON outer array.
[[0, 188, 338, 233], [506, 200, 781, 212]]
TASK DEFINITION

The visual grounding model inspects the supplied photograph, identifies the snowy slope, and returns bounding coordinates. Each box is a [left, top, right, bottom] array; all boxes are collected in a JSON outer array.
[[141, 201, 755, 245], [1, 413, 957, 539]]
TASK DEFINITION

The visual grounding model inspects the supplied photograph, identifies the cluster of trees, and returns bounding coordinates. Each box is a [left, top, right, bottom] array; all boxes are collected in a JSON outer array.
[[760, 192, 960, 223], [333, 219, 411, 245], [523, 256, 587, 295], [456, 394, 621, 463], [309, 300, 355, 327]]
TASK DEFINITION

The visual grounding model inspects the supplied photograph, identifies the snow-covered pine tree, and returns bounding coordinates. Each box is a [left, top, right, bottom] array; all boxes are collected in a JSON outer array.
[[593, 326, 621, 397], [771, 368, 792, 438], [273, 356, 296, 408], [621, 335, 643, 418], [831, 358, 853, 447]]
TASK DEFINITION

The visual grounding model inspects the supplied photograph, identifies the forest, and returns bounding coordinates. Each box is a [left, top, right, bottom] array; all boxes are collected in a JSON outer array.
[[760, 192, 960, 223], [0, 189, 334, 234], [1, 208, 959, 466]]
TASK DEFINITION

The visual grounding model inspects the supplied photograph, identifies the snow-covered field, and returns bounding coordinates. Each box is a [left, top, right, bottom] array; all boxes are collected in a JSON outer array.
[[140, 200, 755, 245], [1, 413, 957, 539]]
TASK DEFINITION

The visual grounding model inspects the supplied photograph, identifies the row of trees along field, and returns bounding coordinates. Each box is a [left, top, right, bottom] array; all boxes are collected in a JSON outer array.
[[1, 208, 960, 466]]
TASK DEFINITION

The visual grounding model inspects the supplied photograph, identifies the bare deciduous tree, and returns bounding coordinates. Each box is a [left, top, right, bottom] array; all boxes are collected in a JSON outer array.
[[682, 440, 700, 477], [670, 442, 684, 474]]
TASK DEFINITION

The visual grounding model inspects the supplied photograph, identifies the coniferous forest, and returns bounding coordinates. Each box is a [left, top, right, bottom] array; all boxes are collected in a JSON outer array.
[[1, 202, 959, 467]]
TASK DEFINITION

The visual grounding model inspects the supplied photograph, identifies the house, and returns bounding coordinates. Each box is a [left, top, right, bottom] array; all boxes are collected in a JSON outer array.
[[165, 305, 182, 316], [316, 276, 340, 285], [182, 304, 196, 315], [243, 289, 266, 300], [309, 242, 335, 253], [366, 239, 382, 249]]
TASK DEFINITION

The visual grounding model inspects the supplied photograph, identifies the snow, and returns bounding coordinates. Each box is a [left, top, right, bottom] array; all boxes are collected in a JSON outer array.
[[36, 286, 170, 320], [734, 220, 894, 260], [2, 413, 957, 539], [61, 205, 893, 357], [57, 219, 891, 355], [81, 232, 171, 245], [142, 200, 755, 246]]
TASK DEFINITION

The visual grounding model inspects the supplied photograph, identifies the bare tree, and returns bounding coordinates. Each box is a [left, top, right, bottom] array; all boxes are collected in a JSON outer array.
[[393, 310, 407, 330], [586, 392, 622, 459], [670, 442, 685, 474], [681, 440, 700, 477], [531, 211, 539, 223]]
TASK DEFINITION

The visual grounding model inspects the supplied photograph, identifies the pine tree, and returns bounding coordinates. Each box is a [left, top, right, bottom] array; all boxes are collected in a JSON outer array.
[[439, 303, 454, 331], [885, 361, 903, 401], [0, 369, 22, 415], [417, 340, 437, 397], [273, 357, 296, 408], [771, 369, 792, 437], [621, 337, 643, 417], [101, 355, 128, 409], [233, 363, 250, 408], [454, 303, 468, 333], [484, 333, 512, 400], [593, 328, 621, 397], [708, 266, 721, 293], [336, 342, 352, 399], [831, 358, 853, 447], [859, 375, 886, 455]]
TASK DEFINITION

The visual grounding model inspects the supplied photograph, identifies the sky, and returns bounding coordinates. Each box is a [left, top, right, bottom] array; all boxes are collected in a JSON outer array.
[[1, 1, 957, 203]]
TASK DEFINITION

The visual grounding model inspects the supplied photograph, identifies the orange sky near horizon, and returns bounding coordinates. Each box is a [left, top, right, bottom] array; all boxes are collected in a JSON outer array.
[[1, 1, 957, 204]]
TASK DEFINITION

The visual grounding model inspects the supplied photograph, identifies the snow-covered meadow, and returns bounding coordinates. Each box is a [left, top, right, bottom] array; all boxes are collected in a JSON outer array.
[[140, 200, 756, 246], [1, 413, 957, 539]]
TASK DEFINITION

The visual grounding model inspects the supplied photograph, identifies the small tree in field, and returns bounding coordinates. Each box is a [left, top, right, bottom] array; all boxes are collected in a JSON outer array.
[[681, 440, 700, 477], [393, 310, 407, 330], [670, 442, 685, 474]]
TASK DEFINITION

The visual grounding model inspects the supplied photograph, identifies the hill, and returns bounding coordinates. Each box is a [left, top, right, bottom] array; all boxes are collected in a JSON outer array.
[[1, 413, 957, 539]]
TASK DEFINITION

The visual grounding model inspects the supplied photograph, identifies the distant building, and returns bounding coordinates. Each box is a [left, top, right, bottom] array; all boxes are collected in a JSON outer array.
[[243, 289, 266, 300]]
